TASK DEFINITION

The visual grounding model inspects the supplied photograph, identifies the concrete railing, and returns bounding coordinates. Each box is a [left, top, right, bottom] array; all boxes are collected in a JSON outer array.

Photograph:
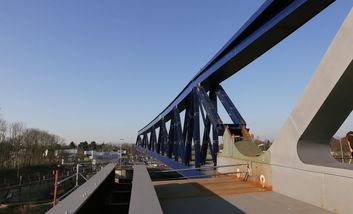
[[129, 165, 163, 214], [46, 163, 116, 214]]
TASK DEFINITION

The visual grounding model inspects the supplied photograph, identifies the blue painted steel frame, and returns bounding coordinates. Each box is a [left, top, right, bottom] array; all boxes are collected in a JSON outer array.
[[215, 85, 246, 127], [135, 146, 205, 178], [197, 87, 223, 133], [136, 0, 335, 171], [138, 0, 334, 135]]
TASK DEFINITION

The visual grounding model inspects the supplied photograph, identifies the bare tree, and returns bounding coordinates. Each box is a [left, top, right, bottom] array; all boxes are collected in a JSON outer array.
[[8, 122, 25, 169], [9, 122, 24, 143], [0, 115, 66, 169], [0, 118, 7, 142]]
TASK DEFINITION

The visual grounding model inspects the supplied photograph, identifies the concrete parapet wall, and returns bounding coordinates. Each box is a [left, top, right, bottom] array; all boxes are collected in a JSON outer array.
[[270, 8, 353, 214], [218, 8, 353, 213], [217, 156, 272, 189], [219, 125, 272, 189]]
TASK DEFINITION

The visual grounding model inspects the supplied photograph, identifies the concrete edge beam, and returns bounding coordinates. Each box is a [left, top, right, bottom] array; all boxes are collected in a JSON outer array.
[[46, 163, 116, 214], [129, 165, 163, 214]]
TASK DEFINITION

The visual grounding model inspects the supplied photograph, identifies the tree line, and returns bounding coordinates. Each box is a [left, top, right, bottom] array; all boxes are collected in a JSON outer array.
[[0, 116, 64, 169], [68, 141, 134, 154]]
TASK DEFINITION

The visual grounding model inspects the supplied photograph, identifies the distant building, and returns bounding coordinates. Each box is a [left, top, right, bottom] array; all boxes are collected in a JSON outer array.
[[60, 149, 78, 163], [83, 150, 122, 164]]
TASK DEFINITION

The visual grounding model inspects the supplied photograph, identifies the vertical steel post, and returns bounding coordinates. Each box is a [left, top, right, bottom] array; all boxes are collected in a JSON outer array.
[[192, 88, 201, 167], [143, 132, 148, 148], [185, 115, 193, 166], [201, 118, 211, 165], [149, 130, 153, 151], [184, 103, 193, 166], [182, 106, 190, 164], [160, 118, 168, 156], [171, 110, 178, 161], [148, 131, 152, 150], [199, 104, 209, 165], [136, 135, 142, 146], [150, 127, 157, 152], [173, 107, 183, 162], [168, 118, 174, 158], [53, 169, 59, 206], [76, 164, 79, 187], [141, 134, 144, 147], [210, 89, 219, 165], [156, 127, 161, 154]]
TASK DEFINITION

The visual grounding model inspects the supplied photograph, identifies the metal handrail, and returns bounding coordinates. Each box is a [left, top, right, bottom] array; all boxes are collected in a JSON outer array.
[[57, 174, 77, 185], [56, 186, 78, 201], [158, 164, 250, 181], [159, 164, 249, 173]]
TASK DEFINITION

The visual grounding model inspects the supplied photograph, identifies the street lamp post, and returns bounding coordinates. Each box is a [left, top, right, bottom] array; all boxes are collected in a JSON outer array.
[[119, 139, 124, 167]]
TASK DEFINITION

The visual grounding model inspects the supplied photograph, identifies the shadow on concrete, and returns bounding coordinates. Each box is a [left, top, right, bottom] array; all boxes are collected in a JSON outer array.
[[155, 182, 245, 214]]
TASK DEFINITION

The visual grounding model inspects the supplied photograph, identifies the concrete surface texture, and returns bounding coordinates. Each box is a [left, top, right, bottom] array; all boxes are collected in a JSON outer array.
[[46, 163, 116, 214], [129, 165, 163, 214], [216, 7, 353, 214], [270, 8, 353, 214], [221, 128, 268, 160], [154, 176, 332, 214], [218, 127, 272, 189]]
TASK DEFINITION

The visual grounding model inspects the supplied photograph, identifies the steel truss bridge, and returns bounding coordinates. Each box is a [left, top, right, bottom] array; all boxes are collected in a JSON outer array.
[[47, 0, 353, 213], [135, 0, 334, 168]]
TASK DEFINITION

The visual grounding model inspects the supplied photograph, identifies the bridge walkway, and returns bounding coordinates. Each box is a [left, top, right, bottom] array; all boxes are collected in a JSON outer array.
[[153, 176, 332, 214]]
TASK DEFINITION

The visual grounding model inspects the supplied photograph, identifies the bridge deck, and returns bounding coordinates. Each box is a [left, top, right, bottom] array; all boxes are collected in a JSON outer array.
[[153, 176, 332, 214]]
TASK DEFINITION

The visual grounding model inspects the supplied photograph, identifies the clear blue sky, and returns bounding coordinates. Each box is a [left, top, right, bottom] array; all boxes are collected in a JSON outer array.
[[0, 1, 352, 144]]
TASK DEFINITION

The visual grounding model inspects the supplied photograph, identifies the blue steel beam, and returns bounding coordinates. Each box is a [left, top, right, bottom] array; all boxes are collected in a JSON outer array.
[[192, 88, 201, 168], [197, 87, 223, 133], [172, 108, 184, 162], [142, 133, 145, 148], [171, 108, 179, 161], [200, 90, 218, 166], [184, 104, 193, 166], [201, 117, 211, 165], [138, 0, 334, 135], [199, 102, 207, 126], [136, 135, 141, 146], [215, 85, 246, 127], [156, 128, 161, 154], [135, 146, 205, 178], [150, 127, 157, 152], [210, 90, 219, 155], [167, 118, 174, 158], [185, 126, 192, 166], [159, 118, 168, 155], [148, 131, 152, 150]]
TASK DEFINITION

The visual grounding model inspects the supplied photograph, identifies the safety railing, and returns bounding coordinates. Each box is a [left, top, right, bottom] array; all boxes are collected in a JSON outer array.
[[159, 163, 250, 181]]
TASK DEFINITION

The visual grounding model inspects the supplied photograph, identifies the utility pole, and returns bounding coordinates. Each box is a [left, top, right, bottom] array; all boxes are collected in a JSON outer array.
[[76, 164, 80, 187], [119, 139, 124, 167], [53, 170, 59, 206]]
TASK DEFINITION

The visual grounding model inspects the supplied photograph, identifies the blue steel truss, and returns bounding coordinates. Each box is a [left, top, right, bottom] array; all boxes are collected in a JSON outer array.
[[136, 0, 335, 168]]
